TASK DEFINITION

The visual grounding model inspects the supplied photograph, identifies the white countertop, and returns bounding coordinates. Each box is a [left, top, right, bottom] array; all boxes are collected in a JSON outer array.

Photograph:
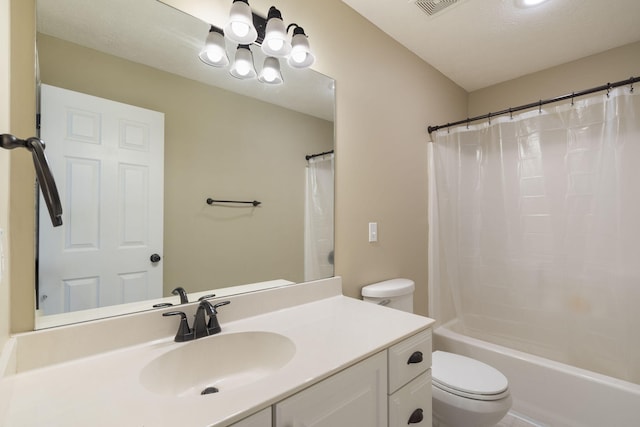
[[1, 279, 433, 427]]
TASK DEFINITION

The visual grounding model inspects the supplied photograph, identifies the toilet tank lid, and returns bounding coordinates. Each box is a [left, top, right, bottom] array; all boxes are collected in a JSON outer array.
[[362, 278, 415, 298]]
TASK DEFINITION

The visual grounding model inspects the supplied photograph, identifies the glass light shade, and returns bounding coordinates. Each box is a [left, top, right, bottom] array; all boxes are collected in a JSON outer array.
[[288, 31, 314, 69], [198, 29, 229, 67], [258, 57, 283, 85], [224, 0, 258, 44], [261, 9, 291, 57], [515, 0, 549, 7], [229, 45, 256, 79]]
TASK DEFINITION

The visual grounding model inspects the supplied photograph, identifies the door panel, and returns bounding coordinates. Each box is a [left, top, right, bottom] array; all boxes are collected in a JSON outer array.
[[39, 84, 164, 315]]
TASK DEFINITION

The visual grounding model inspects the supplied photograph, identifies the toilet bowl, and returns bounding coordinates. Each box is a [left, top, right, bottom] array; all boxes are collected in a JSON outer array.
[[361, 279, 512, 427], [431, 350, 511, 427]]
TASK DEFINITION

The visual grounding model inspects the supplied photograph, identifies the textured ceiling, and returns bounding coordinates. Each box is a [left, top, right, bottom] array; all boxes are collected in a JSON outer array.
[[341, 0, 640, 92]]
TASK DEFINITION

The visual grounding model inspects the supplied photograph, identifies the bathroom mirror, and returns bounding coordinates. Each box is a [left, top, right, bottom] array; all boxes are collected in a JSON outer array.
[[35, 0, 335, 328]]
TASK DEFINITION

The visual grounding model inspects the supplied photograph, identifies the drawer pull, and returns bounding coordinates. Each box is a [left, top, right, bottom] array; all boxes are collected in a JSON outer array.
[[408, 408, 423, 424], [407, 351, 423, 364]]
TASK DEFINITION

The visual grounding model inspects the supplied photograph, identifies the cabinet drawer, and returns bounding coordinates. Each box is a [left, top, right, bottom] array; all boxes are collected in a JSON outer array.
[[389, 371, 432, 427], [388, 329, 431, 393]]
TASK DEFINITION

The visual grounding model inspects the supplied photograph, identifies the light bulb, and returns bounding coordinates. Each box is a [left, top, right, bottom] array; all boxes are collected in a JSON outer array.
[[235, 60, 250, 76], [231, 21, 250, 38], [206, 49, 224, 63], [291, 50, 307, 64], [262, 68, 277, 82], [268, 38, 284, 52], [258, 57, 283, 85]]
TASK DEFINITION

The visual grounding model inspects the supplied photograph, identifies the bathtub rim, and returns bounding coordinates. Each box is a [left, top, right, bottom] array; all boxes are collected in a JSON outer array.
[[434, 318, 640, 398]]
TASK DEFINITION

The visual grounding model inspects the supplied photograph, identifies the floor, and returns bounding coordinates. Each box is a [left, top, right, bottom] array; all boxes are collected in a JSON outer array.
[[496, 411, 545, 427]]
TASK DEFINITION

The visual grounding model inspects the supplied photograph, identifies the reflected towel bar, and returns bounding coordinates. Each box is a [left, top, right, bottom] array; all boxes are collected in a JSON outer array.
[[206, 198, 261, 207]]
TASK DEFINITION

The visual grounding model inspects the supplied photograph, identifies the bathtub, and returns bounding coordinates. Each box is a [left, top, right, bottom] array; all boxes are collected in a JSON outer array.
[[433, 319, 640, 427]]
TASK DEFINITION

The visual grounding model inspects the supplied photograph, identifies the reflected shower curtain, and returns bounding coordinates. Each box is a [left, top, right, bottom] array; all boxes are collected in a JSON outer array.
[[429, 87, 640, 384], [304, 154, 334, 281]]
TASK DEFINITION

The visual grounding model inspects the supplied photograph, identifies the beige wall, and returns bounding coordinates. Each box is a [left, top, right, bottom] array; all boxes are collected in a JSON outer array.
[[469, 41, 640, 116], [275, 0, 467, 316], [7, 0, 37, 333], [0, 0, 10, 347], [37, 35, 333, 295]]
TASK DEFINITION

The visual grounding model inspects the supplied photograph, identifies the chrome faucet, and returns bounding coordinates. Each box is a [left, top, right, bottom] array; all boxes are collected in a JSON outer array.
[[163, 299, 230, 342]]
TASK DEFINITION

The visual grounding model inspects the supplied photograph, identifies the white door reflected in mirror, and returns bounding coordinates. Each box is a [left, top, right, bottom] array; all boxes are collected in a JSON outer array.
[[38, 84, 164, 315]]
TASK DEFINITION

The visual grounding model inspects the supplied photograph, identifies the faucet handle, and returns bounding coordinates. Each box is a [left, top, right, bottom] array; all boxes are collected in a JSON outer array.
[[212, 300, 231, 313], [197, 294, 216, 301], [206, 301, 231, 334], [162, 311, 193, 342]]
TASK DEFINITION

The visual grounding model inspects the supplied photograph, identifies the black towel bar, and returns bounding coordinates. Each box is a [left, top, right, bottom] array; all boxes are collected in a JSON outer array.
[[206, 198, 261, 207]]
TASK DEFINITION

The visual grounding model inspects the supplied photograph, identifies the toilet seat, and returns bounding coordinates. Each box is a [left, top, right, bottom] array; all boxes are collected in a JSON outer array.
[[432, 351, 509, 401]]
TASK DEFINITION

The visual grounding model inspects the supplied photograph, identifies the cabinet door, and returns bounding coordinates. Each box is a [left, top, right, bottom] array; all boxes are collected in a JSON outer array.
[[389, 371, 431, 427], [231, 407, 272, 427], [275, 351, 387, 427]]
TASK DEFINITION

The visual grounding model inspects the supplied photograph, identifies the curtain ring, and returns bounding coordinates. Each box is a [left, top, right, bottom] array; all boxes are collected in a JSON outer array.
[[630, 77, 635, 93], [509, 108, 513, 120], [606, 83, 611, 98], [571, 92, 575, 106], [488, 112, 491, 125], [538, 100, 542, 114], [466, 118, 470, 129]]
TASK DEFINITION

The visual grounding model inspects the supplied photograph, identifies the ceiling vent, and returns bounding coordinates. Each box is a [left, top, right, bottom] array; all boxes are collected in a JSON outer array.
[[414, 0, 461, 16]]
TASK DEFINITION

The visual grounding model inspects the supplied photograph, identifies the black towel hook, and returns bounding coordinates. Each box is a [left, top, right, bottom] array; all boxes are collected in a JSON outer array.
[[0, 134, 63, 227]]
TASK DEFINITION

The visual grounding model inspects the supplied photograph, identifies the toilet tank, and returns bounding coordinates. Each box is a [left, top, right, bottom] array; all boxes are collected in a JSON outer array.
[[361, 278, 415, 313]]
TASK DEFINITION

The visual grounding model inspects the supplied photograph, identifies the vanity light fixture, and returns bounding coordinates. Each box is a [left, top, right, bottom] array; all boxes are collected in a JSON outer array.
[[261, 7, 291, 57], [287, 24, 315, 69], [224, 0, 258, 44], [198, 26, 229, 67], [230, 44, 257, 79], [258, 56, 284, 84], [199, 1, 315, 84]]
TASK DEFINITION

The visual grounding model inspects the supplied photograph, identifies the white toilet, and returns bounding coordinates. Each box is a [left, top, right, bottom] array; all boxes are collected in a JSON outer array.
[[362, 279, 512, 427]]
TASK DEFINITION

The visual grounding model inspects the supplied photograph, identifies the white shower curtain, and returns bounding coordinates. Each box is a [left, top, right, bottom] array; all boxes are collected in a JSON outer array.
[[429, 86, 640, 384], [304, 154, 334, 281]]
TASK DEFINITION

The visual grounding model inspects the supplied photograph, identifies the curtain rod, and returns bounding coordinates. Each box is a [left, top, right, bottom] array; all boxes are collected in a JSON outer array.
[[305, 149, 334, 161], [427, 75, 639, 134]]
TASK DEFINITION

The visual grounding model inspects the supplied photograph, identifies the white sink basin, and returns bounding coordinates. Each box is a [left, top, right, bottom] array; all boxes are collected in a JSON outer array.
[[140, 331, 296, 397]]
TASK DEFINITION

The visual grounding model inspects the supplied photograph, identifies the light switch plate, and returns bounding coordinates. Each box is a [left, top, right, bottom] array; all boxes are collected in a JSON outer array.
[[368, 222, 378, 242]]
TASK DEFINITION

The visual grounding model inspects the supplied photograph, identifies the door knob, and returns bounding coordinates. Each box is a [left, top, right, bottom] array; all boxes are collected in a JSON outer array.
[[150, 253, 161, 263]]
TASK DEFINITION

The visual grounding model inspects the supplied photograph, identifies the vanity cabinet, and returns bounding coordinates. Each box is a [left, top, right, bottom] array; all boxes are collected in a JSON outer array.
[[230, 407, 272, 427], [272, 329, 432, 427], [274, 351, 388, 427]]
